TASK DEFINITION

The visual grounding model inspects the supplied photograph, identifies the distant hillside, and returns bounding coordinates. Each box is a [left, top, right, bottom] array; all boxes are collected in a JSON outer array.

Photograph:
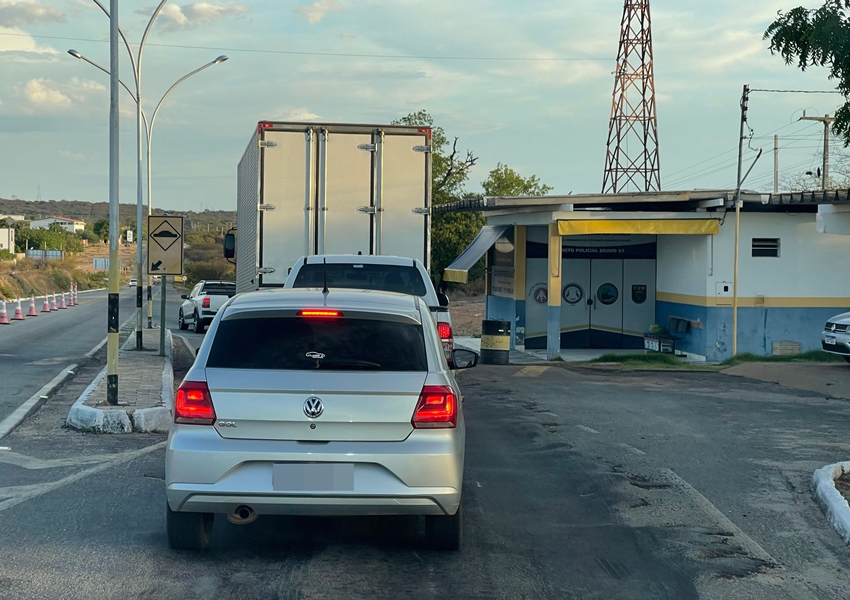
[[0, 198, 236, 231]]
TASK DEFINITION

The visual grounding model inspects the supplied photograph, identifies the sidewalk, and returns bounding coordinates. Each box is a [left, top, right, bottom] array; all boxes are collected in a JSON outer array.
[[722, 361, 850, 400], [66, 328, 174, 433]]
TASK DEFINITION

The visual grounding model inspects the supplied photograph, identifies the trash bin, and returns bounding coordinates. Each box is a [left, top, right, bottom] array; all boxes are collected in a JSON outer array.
[[480, 320, 511, 365]]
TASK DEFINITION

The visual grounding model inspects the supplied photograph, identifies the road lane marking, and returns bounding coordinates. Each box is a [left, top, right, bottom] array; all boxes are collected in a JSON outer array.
[[0, 442, 165, 513], [513, 366, 550, 378], [0, 365, 78, 440], [576, 425, 600, 434]]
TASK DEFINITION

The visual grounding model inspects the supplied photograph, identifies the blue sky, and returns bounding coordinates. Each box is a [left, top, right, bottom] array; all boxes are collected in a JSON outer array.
[[0, 0, 844, 211]]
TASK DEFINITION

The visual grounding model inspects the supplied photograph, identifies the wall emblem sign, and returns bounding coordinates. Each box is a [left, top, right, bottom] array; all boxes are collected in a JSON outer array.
[[631, 284, 647, 304], [562, 283, 584, 306], [529, 283, 548, 304], [597, 283, 619, 306]]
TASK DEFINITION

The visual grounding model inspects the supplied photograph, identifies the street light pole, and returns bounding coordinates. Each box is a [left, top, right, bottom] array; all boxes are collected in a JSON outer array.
[[106, 0, 120, 405], [145, 56, 229, 355]]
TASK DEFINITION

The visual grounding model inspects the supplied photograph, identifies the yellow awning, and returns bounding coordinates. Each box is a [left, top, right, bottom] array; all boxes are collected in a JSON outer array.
[[557, 219, 719, 236]]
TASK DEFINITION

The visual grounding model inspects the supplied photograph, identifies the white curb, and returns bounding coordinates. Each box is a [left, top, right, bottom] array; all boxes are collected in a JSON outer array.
[[812, 461, 850, 545], [67, 328, 174, 434]]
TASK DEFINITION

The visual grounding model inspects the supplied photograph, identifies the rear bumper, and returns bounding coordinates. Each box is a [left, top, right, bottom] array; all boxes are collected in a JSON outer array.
[[166, 427, 464, 517]]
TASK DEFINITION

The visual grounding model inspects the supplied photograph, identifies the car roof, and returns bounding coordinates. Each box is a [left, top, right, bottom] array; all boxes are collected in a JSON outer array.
[[226, 288, 422, 317], [301, 255, 423, 267], [200, 280, 235, 285]]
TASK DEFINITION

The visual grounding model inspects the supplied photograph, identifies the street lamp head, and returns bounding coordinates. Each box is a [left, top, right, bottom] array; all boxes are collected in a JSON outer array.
[[68, 49, 83, 59], [214, 55, 229, 64]]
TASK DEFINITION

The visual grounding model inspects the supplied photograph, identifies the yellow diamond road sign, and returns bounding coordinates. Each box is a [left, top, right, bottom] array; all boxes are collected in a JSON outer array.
[[147, 216, 184, 276]]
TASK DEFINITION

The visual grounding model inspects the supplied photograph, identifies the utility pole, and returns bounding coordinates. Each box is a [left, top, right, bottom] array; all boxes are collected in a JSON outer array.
[[107, 0, 120, 406], [799, 113, 834, 190], [774, 135, 779, 194], [732, 84, 749, 358]]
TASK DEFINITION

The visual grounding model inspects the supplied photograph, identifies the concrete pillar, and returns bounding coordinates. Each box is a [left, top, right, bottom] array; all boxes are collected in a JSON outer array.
[[547, 223, 562, 360], [514, 225, 526, 348]]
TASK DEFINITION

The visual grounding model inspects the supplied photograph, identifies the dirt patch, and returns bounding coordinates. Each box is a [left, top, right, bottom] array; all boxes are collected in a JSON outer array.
[[448, 297, 486, 337], [835, 473, 850, 505]]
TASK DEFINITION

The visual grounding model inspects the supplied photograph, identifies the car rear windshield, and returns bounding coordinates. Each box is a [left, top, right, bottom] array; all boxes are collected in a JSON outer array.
[[206, 315, 427, 371], [202, 282, 236, 297], [291, 264, 428, 297]]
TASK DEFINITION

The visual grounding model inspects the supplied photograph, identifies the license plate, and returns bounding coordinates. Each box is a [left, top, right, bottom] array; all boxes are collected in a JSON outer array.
[[272, 463, 354, 492], [825, 336, 837, 345]]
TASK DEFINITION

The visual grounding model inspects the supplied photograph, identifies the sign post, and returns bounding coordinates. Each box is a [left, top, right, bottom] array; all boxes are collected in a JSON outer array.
[[148, 215, 184, 356]]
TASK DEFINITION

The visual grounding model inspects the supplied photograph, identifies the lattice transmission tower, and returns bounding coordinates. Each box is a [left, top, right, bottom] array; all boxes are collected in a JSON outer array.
[[602, 0, 661, 193]]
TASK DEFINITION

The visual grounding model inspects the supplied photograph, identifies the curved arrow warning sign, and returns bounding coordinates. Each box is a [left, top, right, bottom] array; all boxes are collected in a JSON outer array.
[[147, 216, 184, 275]]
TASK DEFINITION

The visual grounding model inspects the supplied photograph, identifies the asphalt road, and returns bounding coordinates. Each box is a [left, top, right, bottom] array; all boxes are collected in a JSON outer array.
[[0, 287, 138, 423], [1, 358, 850, 599]]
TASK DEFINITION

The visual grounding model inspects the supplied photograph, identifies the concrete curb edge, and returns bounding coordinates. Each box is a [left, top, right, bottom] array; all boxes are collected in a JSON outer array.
[[67, 328, 174, 434], [0, 364, 79, 440], [812, 461, 850, 545]]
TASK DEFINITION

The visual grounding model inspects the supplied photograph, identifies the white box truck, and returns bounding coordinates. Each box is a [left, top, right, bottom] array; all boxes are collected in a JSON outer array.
[[228, 121, 433, 294]]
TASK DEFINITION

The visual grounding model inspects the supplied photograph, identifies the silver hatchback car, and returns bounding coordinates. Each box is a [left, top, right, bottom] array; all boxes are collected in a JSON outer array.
[[822, 311, 850, 363], [165, 289, 478, 551]]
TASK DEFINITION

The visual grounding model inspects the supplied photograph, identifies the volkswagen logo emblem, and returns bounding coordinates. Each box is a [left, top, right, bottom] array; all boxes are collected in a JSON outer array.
[[303, 397, 324, 419]]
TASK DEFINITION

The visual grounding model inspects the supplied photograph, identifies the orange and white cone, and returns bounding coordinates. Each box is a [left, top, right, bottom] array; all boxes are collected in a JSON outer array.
[[41, 295, 51, 313], [59, 293, 67, 310], [70, 284, 77, 306], [12, 298, 24, 320], [0, 301, 9, 325], [27, 295, 38, 316], [50, 293, 58, 311]]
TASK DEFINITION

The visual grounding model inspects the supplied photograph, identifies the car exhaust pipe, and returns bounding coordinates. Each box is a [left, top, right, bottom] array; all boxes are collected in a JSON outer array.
[[226, 504, 258, 525]]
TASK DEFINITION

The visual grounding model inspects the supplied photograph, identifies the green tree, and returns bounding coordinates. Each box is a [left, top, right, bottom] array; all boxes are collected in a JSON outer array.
[[93, 219, 109, 242], [765, 2, 850, 144], [482, 163, 553, 197]]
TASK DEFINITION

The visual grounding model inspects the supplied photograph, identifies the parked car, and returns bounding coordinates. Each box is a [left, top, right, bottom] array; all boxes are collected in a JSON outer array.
[[822, 311, 850, 363], [165, 288, 478, 551], [128, 278, 137, 287], [284, 255, 454, 362], [178, 280, 236, 334]]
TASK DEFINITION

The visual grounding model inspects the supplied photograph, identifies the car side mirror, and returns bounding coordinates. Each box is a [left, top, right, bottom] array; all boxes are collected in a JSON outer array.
[[181, 295, 188, 300], [438, 293, 450, 307], [451, 348, 478, 369], [223, 233, 235, 259]]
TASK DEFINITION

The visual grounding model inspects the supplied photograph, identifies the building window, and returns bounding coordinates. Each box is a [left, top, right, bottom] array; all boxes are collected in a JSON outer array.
[[752, 238, 780, 258]]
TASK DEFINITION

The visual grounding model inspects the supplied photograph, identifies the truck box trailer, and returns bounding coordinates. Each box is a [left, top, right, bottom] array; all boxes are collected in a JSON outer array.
[[232, 121, 432, 293]]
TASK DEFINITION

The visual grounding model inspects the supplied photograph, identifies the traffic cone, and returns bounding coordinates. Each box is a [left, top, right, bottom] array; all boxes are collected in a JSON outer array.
[[50, 293, 58, 311], [27, 295, 38, 317], [70, 284, 77, 306], [41, 295, 51, 313], [0, 301, 9, 325], [59, 293, 67, 310], [12, 298, 24, 320]]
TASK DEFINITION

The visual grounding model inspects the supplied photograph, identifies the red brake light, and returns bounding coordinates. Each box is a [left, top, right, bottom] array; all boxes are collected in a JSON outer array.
[[298, 309, 343, 318], [202, 297, 210, 308], [258, 121, 273, 134], [437, 322, 452, 340], [175, 381, 216, 425], [412, 385, 457, 428]]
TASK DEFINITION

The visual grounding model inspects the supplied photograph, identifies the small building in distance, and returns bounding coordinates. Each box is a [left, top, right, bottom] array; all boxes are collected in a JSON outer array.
[[0, 227, 14, 253], [29, 216, 85, 233], [0, 214, 25, 223]]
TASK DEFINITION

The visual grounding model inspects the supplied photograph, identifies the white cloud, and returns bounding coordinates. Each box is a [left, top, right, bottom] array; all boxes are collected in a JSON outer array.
[[59, 149, 85, 161], [0, 25, 58, 61], [0, 1, 65, 26], [295, 0, 342, 25], [4, 77, 106, 115], [137, 2, 248, 32], [271, 107, 321, 121]]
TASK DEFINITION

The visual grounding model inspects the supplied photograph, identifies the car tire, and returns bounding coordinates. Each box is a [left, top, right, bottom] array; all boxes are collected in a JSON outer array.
[[166, 504, 213, 551], [425, 502, 462, 551], [193, 312, 204, 334], [178, 311, 188, 331], [844, 356, 850, 365]]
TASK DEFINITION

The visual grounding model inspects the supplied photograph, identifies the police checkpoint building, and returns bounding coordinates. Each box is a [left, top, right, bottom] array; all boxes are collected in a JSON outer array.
[[440, 189, 850, 362]]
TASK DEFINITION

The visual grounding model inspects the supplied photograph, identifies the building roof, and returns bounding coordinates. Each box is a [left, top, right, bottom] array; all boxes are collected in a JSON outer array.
[[433, 188, 850, 215]]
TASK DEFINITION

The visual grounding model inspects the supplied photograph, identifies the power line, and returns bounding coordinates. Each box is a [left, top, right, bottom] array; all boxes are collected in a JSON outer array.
[[750, 88, 845, 94], [0, 31, 613, 62]]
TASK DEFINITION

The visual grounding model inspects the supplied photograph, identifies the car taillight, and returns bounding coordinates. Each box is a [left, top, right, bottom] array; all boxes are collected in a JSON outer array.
[[438, 322, 452, 340], [412, 385, 457, 428], [298, 309, 343, 318], [175, 381, 216, 425], [202, 297, 210, 308]]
